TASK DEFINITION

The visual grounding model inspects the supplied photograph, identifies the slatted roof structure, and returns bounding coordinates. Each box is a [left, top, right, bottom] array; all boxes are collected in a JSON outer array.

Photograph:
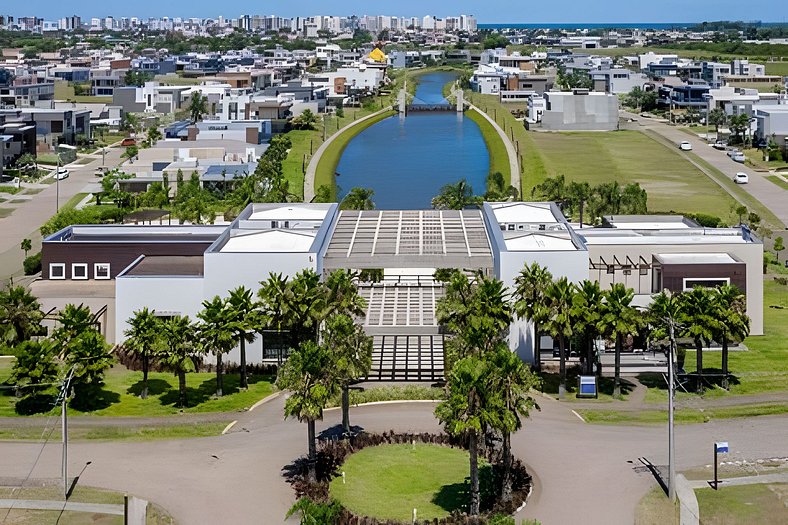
[[323, 209, 494, 269]]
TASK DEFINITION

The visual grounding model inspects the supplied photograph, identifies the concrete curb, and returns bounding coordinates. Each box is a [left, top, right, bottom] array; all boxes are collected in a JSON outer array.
[[676, 474, 700, 525], [248, 391, 281, 411], [221, 420, 238, 435]]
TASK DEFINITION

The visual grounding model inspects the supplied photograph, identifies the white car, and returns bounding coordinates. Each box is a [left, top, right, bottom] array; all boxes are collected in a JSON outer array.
[[678, 141, 692, 151], [712, 140, 726, 150], [55, 168, 69, 180], [733, 172, 749, 184], [731, 153, 746, 163]]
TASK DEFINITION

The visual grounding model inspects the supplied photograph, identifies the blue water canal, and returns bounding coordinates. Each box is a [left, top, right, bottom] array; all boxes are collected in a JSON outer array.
[[335, 72, 489, 209]]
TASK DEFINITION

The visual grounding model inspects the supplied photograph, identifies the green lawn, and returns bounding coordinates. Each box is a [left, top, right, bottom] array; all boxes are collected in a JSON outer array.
[[527, 130, 738, 218], [766, 175, 788, 191], [0, 422, 229, 441], [0, 361, 275, 417], [0, 185, 22, 194], [326, 385, 444, 408], [579, 402, 788, 425], [61, 192, 88, 211], [765, 62, 788, 76], [635, 485, 678, 525], [727, 82, 784, 94], [696, 483, 788, 524], [330, 444, 486, 521], [465, 108, 512, 186]]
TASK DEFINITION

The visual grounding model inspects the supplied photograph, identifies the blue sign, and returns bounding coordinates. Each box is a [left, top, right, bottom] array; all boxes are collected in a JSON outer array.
[[715, 442, 729, 453], [577, 376, 598, 398]]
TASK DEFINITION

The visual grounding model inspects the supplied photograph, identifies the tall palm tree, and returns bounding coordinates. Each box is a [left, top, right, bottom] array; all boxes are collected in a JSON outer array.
[[489, 348, 538, 502], [323, 314, 373, 434], [513, 262, 554, 370], [259, 270, 325, 353], [0, 285, 43, 347], [599, 284, 640, 397], [431, 179, 482, 210], [276, 340, 335, 483], [571, 280, 604, 375], [323, 269, 366, 320], [339, 187, 376, 210], [679, 287, 717, 393], [197, 296, 236, 397], [123, 307, 160, 399], [544, 277, 575, 399], [188, 92, 208, 124], [712, 285, 750, 390], [159, 315, 200, 408], [435, 356, 502, 516], [227, 286, 259, 390]]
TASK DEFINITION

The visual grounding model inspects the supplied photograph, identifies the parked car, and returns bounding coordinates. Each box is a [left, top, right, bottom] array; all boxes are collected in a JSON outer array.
[[712, 140, 727, 150], [732, 152, 746, 163], [733, 172, 749, 184], [727, 148, 741, 158], [678, 141, 693, 151], [55, 168, 69, 180]]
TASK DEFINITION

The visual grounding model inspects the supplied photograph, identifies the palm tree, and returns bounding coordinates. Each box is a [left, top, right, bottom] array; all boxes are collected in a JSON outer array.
[[197, 296, 236, 397], [227, 286, 259, 390], [679, 287, 716, 393], [712, 285, 750, 390], [513, 262, 553, 370], [708, 108, 727, 135], [158, 315, 200, 408], [276, 340, 335, 483], [489, 348, 538, 502], [435, 356, 502, 516], [544, 277, 575, 399], [323, 269, 366, 320], [431, 179, 482, 210], [283, 270, 326, 348], [599, 284, 640, 397], [0, 285, 43, 347], [339, 187, 375, 210], [20, 239, 32, 258], [188, 92, 208, 124], [572, 280, 604, 375], [323, 314, 373, 434], [123, 307, 160, 399]]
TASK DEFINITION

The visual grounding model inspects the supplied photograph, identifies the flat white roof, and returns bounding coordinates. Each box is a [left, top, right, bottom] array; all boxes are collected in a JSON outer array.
[[220, 229, 316, 253], [505, 233, 578, 251], [249, 205, 330, 222], [490, 202, 561, 224], [655, 253, 738, 264], [581, 229, 749, 245], [609, 221, 692, 230]]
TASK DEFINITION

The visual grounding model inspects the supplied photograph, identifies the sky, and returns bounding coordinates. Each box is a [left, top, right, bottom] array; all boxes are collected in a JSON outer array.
[[16, 0, 782, 24]]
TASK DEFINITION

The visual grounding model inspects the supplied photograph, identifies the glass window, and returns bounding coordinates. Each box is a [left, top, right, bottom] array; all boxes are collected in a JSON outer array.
[[683, 278, 729, 291], [94, 263, 110, 280], [72, 263, 88, 280], [50, 263, 65, 280]]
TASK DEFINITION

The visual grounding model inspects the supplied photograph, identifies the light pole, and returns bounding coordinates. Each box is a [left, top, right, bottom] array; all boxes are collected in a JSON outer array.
[[667, 320, 676, 502], [55, 152, 61, 213]]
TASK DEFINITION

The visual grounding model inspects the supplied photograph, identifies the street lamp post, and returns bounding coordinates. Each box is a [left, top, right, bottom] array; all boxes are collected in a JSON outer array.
[[56, 153, 60, 213], [667, 322, 676, 502]]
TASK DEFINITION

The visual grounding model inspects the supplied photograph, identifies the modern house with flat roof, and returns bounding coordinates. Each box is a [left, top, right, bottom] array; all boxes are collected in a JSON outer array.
[[33, 203, 763, 380]]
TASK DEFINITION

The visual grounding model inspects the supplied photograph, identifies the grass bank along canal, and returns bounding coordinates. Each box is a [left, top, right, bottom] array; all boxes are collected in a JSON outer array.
[[335, 72, 490, 209]]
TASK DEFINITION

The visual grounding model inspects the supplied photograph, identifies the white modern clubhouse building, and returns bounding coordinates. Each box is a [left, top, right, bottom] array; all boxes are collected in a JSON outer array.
[[33, 202, 763, 380]]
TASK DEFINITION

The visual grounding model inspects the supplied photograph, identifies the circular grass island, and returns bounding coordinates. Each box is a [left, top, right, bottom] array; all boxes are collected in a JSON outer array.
[[329, 443, 489, 522]]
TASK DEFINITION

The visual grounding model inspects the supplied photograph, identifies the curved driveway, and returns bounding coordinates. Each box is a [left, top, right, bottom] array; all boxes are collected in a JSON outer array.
[[1, 395, 786, 524]]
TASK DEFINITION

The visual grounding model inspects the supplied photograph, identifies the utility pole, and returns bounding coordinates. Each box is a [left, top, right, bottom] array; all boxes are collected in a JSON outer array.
[[61, 368, 74, 500], [667, 321, 676, 502], [55, 153, 60, 213]]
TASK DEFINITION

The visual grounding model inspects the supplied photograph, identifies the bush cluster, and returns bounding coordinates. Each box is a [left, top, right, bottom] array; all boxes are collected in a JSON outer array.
[[23, 252, 41, 275]]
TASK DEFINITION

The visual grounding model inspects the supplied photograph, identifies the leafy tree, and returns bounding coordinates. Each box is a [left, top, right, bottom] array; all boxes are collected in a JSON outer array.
[[121, 145, 139, 163], [64, 329, 114, 402], [10, 339, 59, 395], [0, 285, 43, 347], [571, 280, 604, 375], [531, 174, 568, 203], [285, 497, 342, 525], [188, 92, 209, 123], [158, 315, 201, 407], [483, 34, 510, 49], [566, 181, 591, 224], [712, 285, 750, 390], [226, 286, 260, 389], [123, 70, 154, 87], [513, 262, 554, 370], [291, 109, 318, 130], [143, 126, 162, 148], [14, 153, 37, 179], [120, 112, 141, 135], [313, 185, 332, 203], [774, 236, 785, 262], [323, 269, 366, 320], [436, 356, 502, 516], [52, 303, 96, 354], [489, 348, 538, 501], [197, 296, 236, 397], [679, 286, 716, 393], [544, 277, 575, 398], [431, 179, 482, 210], [624, 86, 645, 112], [123, 308, 160, 399], [708, 108, 727, 133], [324, 314, 372, 434], [485, 171, 518, 201], [340, 187, 375, 210], [599, 284, 640, 397], [276, 340, 335, 483]]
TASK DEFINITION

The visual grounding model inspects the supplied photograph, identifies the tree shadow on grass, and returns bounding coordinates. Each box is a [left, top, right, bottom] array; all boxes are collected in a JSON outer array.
[[15, 394, 58, 415], [69, 385, 120, 412], [431, 464, 494, 514], [126, 378, 170, 397], [158, 384, 211, 409], [638, 369, 740, 394], [597, 376, 635, 397]]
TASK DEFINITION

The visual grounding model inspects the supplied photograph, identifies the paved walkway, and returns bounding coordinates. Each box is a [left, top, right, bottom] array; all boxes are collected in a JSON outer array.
[[623, 111, 788, 228], [0, 499, 124, 515], [687, 471, 788, 489], [466, 98, 521, 196], [1, 393, 787, 524], [303, 108, 393, 202]]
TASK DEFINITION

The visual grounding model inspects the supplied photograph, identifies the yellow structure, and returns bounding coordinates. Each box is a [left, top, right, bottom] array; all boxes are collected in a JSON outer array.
[[367, 48, 387, 63]]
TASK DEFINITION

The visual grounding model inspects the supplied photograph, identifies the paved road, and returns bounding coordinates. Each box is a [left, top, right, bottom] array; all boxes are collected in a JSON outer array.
[[0, 148, 125, 283], [0, 395, 786, 524], [623, 111, 788, 228]]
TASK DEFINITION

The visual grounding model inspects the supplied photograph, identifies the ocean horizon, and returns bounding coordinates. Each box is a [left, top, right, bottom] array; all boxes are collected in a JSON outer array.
[[478, 22, 785, 30]]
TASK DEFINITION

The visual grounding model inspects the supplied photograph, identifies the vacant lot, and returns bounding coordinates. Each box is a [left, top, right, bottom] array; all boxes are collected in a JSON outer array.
[[528, 130, 738, 217]]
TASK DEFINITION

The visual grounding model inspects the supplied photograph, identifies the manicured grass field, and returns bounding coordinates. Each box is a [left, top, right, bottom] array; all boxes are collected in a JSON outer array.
[[579, 402, 788, 425], [330, 444, 484, 521], [326, 385, 444, 408], [465, 108, 512, 186], [696, 483, 788, 524], [526, 130, 738, 217], [0, 361, 275, 417], [765, 62, 788, 76], [0, 422, 229, 441]]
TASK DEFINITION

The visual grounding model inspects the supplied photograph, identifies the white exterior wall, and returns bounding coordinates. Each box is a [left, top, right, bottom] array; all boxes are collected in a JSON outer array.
[[115, 275, 204, 344], [203, 251, 316, 300]]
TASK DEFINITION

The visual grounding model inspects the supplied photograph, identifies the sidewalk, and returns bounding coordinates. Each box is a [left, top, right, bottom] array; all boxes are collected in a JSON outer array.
[[687, 472, 788, 489], [0, 499, 124, 515]]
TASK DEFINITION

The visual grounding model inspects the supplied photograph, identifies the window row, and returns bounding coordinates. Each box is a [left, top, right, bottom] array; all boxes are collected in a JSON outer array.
[[49, 263, 110, 280]]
